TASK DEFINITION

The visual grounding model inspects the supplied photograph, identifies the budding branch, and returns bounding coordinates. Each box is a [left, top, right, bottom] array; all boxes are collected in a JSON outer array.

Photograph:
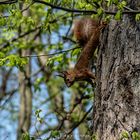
[[1, 0, 140, 14], [33, 0, 140, 15]]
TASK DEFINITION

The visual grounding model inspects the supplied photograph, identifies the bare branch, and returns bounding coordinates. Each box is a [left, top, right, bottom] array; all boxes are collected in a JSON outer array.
[[21, 46, 81, 58], [21, 2, 35, 13], [67, 105, 93, 135], [0, 89, 18, 108], [0, 0, 18, 4]]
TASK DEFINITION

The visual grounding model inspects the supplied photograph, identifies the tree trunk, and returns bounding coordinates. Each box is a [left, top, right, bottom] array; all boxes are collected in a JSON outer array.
[[17, 50, 32, 140], [17, 4, 32, 140], [93, 1, 140, 139]]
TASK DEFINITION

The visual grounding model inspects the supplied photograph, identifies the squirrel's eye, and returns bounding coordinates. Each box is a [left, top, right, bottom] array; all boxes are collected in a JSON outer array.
[[67, 78, 70, 82]]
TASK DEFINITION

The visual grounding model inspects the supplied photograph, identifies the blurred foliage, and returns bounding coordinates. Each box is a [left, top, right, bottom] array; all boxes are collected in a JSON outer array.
[[120, 131, 140, 140], [0, 0, 139, 139]]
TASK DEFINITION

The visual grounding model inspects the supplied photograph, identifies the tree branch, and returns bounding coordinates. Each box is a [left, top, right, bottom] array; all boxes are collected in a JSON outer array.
[[0, 26, 41, 51], [68, 106, 93, 134], [21, 2, 35, 13], [0, 0, 17, 4], [33, 0, 97, 14], [33, 0, 140, 15], [21, 46, 81, 58]]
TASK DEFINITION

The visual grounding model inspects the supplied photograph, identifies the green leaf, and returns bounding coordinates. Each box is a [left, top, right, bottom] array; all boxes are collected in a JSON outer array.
[[35, 109, 43, 124], [22, 132, 30, 140], [118, 1, 127, 10], [46, 54, 64, 71], [97, 8, 104, 16], [135, 14, 140, 21], [132, 132, 140, 140], [7, 55, 28, 67], [71, 113, 79, 122], [115, 10, 122, 20], [106, 0, 112, 7], [71, 48, 80, 57], [51, 130, 60, 138], [2, 29, 16, 40], [113, 0, 118, 4], [34, 78, 45, 92], [121, 1, 127, 7], [0, 52, 5, 58], [120, 131, 129, 139], [104, 15, 111, 22], [0, 54, 27, 67], [0, 18, 6, 26]]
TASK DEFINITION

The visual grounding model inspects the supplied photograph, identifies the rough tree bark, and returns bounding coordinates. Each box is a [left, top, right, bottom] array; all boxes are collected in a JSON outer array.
[[93, 1, 140, 140]]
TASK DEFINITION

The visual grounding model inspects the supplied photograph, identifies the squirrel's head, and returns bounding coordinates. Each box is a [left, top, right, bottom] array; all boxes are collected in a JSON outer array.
[[58, 70, 76, 87]]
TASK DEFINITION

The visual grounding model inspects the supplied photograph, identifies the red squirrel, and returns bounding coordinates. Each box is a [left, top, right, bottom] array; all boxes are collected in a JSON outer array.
[[59, 18, 107, 87]]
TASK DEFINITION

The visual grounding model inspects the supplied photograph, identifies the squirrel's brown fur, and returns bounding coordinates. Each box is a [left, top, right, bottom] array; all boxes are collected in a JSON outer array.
[[72, 18, 99, 48], [60, 18, 107, 87]]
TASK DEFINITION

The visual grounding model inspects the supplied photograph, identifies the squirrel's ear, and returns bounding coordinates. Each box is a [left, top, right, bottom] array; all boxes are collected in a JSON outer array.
[[56, 71, 67, 78], [62, 71, 68, 75]]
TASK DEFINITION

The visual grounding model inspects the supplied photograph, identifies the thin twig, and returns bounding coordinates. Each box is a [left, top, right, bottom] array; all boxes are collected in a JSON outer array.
[[67, 106, 93, 135], [0, 0, 17, 4], [0, 26, 41, 51], [0, 2, 34, 18], [21, 46, 81, 58], [0, 13, 71, 51], [21, 2, 35, 13]]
